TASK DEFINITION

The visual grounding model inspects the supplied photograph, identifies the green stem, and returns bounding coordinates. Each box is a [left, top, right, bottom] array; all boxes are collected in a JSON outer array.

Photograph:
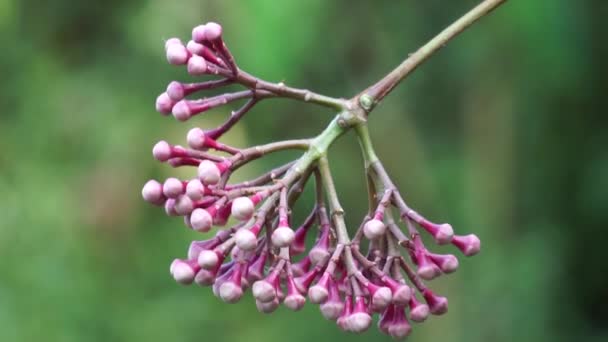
[[359, 0, 507, 110]]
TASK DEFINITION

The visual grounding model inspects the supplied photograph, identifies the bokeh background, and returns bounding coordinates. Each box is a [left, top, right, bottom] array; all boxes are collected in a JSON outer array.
[[1, 0, 606, 341]]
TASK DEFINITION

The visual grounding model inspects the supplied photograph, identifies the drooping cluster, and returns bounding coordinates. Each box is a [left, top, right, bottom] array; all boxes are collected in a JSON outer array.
[[142, 21, 481, 339]]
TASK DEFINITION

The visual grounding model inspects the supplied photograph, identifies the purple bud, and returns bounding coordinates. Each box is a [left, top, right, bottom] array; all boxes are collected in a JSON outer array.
[[153, 140, 172, 161], [172, 100, 192, 121], [190, 208, 213, 232], [197, 249, 220, 269], [164, 198, 178, 216], [186, 127, 207, 150], [162, 177, 184, 198], [408, 295, 430, 322], [420, 221, 454, 244], [378, 304, 395, 335], [271, 226, 295, 248], [141, 179, 165, 205], [309, 227, 330, 265], [231, 197, 255, 221], [185, 179, 205, 200], [164, 38, 181, 49], [382, 277, 411, 306], [308, 272, 331, 304], [387, 305, 411, 339], [252, 279, 277, 303], [284, 277, 306, 311], [155, 92, 175, 115], [234, 228, 257, 251], [219, 264, 244, 303], [192, 24, 208, 43], [169, 259, 199, 285], [256, 298, 279, 314], [415, 252, 441, 280], [165, 40, 189, 65], [348, 296, 372, 333], [427, 252, 459, 273], [422, 289, 448, 315], [204, 22, 223, 41], [166, 81, 185, 101], [367, 283, 392, 312], [320, 278, 344, 321], [363, 219, 386, 240], [451, 234, 481, 256], [197, 160, 221, 185], [194, 268, 216, 286], [174, 195, 194, 215], [247, 252, 267, 282], [337, 295, 354, 331], [291, 255, 311, 277], [187, 55, 208, 76], [186, 40, 205, 55]]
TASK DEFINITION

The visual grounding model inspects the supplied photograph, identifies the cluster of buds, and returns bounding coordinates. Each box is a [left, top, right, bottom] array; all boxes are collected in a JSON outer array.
[[143, 21, 481, 339]]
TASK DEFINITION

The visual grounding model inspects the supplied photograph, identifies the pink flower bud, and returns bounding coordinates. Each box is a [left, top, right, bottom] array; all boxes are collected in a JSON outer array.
[[165, 40, 188, 65], [155, 92, 174, 115], [308, 272, 331, 304], [192, 24, 208, 43], [387, 305, 411, 339], [190, 208, 213, 232], [382, 277, 411, 306], [284, 277, 306, 311], [164, 38, 181, 49], [348, 296, 372, 333], [187, 55, 208, 76], [197, 249, 220, 269], [246, 253, 267, 283], [255, 298, 279, 314], [141, 179, 165, 205], [231, 197, 255, 221], [162, 177, 184, 198], [291, 255, 311, 277], [252, 279, 277, 303], [320, 278, 344, 321], [164, 198, 178, 216], [427, 252, 459, 273], [186, 40, 205, 55], [166, 81, 185, 101], [219, 264, 244, 303], [337, 295, 354, 331], [420, 221, 454, 244], [408, 295, 430, 322], [309, 227, 330, 265], [172, 100, 192, 121], [363, 219, 386, 240], [169, 259, 199, 285], [185, 179, 205, 200], [194, 268, 216, 286], [271, 226, 295, 248], [197, 160, 221, 185], [378, 304, 395, 335], [367, 283, 392, 312], [153, 140, 172, 161], [451, 234, 481, 256], [234, 228, 257, 251], [414, 252, 441, 280], [422, 289, 448, 315], [204, 22, 222, 41], [173, 195, 194, 215], [186, 127, 206, 150]]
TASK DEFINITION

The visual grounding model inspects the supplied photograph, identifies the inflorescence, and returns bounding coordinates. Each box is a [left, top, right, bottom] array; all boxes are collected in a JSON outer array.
[[143, 21, 482, 339]]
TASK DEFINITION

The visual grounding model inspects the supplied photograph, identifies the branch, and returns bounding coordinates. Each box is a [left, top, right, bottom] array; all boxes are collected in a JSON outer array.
[[359, 0, 508, 110]]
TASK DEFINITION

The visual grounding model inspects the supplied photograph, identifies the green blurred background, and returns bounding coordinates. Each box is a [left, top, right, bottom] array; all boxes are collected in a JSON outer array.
[[1, 0, 606, 341]]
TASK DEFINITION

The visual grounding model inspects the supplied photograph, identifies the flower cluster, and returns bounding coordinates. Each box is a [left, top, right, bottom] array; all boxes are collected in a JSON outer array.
[[142, 21, 481, 339]]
